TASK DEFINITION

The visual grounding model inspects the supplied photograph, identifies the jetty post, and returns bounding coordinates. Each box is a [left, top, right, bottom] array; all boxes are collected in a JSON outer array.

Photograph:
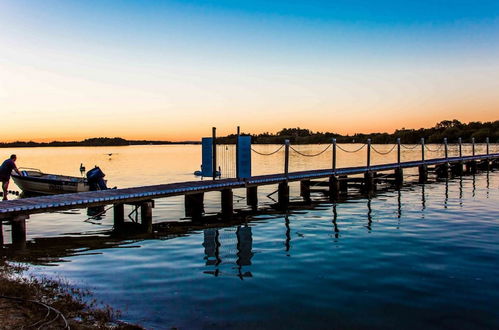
[[364, 139, 376, 191], [300, 179, 311, 203], [113, 203, 125, 230], [278, 140, 290, 208], [212, 127, 217, 180], [452, 137, 464, 175], [246, 186, 258, 209], [140, 201, 154, 233], [185, 192, 204, 219], [221, 189, 233, 218], [466, 137, 477, 174], [236, 126, 240, 179], [437, 138, 450, 178], [480, 137, 491, 170], [394, 138, 403, 186], [418, 137, 428, 183], [11, 215, 28, 248], [329, 138, 340, 200]]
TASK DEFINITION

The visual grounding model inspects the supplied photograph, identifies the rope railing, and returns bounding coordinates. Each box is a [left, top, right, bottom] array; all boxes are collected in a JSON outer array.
[[336, 143, 367, 153], [424, 144, 444, 152], [401, 144, 419, 150], [206, 129, 494, 180], [289, 144, 331, 157], [371, 144, 397, 155], [251, 144, 285, 156]]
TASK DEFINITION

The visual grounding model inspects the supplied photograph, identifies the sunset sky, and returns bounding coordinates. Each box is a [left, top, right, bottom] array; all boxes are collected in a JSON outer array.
[[0, 0, 498, 142]]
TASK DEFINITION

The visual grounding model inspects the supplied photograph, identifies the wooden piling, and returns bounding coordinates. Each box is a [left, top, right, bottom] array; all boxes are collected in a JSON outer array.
[[246, 186, 258, 209], [451, 162, 463, 176], [221, 189, 233, 218], [300, 180, 311, 202], [278, 182, 289, 209], [436, 163, 450, 178], [113, 203, 125, 229], [140, 201, 153, 233], [394, 167, 403, 186], [11, 215, 28, 248], [418, 164, 428, 183], [466, 161, 477, 174], [339, 175, 348, 193], [185, 192, 204, 219], [329, 176, 340, 200], [364, 171, 376, 192]]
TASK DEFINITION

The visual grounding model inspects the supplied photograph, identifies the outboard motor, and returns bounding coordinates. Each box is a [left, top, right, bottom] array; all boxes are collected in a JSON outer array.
[[86, 166, 108, 191]]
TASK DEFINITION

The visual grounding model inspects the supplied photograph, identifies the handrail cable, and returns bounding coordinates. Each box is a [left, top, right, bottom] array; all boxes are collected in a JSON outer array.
[[371, 144, 397, 155], [401, 144, 420, 150], [425, 144, 444, 152], [336, 143, 367, 153], [251, 144, 285, 156], [289, 144, 331, 157]]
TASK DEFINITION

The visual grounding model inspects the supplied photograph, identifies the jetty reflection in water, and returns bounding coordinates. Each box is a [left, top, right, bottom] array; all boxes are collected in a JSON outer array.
[[1, 170, 498, 329], [203, 226, 253, 278], [3, 171, 489, 266]]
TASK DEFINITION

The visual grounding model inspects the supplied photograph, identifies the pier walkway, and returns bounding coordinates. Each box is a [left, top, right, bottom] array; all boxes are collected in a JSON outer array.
[[0, 153, 497, 220]]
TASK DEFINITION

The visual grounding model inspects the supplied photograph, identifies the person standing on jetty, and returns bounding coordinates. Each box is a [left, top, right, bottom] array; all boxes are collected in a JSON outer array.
[[0, 154, 21, 200]]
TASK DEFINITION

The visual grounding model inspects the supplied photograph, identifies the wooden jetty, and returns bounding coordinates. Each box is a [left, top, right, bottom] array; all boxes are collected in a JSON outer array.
[[0, 144, 498, 245]]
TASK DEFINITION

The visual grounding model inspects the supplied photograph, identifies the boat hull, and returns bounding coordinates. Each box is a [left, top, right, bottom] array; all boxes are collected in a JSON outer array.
[[12, 174, 90, 195]]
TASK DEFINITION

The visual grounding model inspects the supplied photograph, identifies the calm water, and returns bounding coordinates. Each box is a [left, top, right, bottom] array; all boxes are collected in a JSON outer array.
[[1, 144, 499, 329]]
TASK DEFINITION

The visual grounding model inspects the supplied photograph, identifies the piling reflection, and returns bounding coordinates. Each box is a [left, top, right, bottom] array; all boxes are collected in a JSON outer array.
[[366, 199, 373, 231], [459, 177, 463, 207], [202, 225, 253, 279], [421, 184, 426, 213], [397, 190, 401, 229], [284, 215, 291, 254], [332, 204, 339, 240], [444, 179, 449, 209]]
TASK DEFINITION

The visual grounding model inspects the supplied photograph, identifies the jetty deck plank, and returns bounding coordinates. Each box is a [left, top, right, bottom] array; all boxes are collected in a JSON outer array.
[[0, 153, 497, 219]]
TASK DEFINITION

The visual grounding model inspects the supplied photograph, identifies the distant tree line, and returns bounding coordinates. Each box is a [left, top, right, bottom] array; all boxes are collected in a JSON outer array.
[[0, 137, 199, 148], [1, 120, 497, 147], [217, 120, 499, 144]]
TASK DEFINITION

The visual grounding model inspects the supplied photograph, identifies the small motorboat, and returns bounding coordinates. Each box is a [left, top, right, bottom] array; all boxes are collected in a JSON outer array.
[[11, 167, 108, 195]]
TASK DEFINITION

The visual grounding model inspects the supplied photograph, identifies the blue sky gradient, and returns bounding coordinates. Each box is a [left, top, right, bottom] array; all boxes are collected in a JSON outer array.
[[0, 0, 498, 140]]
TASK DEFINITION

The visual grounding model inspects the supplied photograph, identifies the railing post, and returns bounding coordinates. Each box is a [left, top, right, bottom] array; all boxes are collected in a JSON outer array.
[[486, 137, 489, 156], [458, 137, 462, 158], [397, 138, 401, 165], [236, 126, 240, 179], [472, 137, 475, 156], [367, 139, 371, 168], [212, 127, 217, 180], [444, 138, 448, 160], [332, 138, 337, 172], [421, 138, 425, 162], [284, 139, 290, 178]]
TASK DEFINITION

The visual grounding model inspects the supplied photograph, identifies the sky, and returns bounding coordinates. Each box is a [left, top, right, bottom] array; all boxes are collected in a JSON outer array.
[[0, 0, 498, 142]]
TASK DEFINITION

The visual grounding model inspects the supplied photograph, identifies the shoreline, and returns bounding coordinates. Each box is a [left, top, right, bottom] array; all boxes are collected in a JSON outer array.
[[0, 262, 142, 329]]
